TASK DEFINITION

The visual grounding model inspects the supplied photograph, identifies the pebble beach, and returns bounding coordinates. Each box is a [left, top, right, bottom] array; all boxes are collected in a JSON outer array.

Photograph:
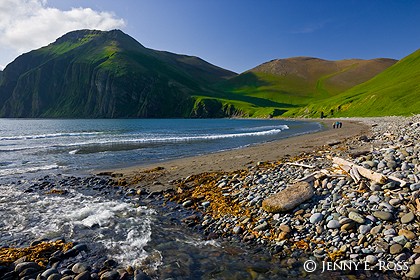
[[1, 115, 420, 279]]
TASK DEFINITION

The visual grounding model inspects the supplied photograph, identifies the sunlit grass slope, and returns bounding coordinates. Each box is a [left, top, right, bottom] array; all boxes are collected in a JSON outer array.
[[289, 49, 420, 117]]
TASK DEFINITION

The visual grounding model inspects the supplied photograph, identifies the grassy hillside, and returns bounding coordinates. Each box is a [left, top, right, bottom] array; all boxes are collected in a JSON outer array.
[[217, 57, 396, 116], [290, 49, 420, 117]]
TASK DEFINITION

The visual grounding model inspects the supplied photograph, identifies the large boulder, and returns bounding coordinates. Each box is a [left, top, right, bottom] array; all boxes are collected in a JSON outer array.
[[262, 181, 314, 213]]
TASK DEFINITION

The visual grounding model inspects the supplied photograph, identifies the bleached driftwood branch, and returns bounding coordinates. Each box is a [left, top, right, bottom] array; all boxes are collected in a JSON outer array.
[[333, 157, 387, 184], [388, 175, 407, 187], [285, 162, 315, 169]]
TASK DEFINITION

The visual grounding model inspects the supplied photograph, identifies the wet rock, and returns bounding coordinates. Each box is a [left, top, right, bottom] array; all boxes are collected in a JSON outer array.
[[64, 247, 80, 258], [103, 259, 118, 268], [72, 262, 89, 274], [74, 271, 91, 280], [410, 183, 420, 191], [41, 268, 59, 278], [262, 182, 314, 213], [47, 274, 61, 280], [232, 226, 243, 234], [100, 270, 119, 280], [182, 200, 193, 207], [134, 269, 151, 280], [279, 224, 291, 233], [15, 262, 41, 274], [19, 267, 39, 278]]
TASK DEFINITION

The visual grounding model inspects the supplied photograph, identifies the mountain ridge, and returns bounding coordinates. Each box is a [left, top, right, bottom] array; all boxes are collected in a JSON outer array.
[[0, 29, 417, 118]]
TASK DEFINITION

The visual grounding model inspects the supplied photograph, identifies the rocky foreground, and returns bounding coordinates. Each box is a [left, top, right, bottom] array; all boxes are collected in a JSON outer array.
[[1, 115, 420, 279], [168, 115, 420, 279]]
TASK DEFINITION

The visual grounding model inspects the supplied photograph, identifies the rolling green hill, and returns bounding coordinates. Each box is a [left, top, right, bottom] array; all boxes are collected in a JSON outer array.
[[218, 57, 396, 116], [0, 29, 237, 118], [290, 49, 420, 117]]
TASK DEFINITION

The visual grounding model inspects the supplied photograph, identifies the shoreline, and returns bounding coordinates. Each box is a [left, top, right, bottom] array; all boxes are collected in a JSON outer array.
[[2, 115, 420, 279], [102, 119, 371, 192]]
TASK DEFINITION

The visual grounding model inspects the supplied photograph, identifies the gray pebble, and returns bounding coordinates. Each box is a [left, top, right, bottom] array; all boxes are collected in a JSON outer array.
[[309, 213, 323, 224], [327, 220, 340, 229]]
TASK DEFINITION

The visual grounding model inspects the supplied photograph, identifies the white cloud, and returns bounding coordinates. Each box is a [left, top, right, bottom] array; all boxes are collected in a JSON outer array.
[[0, 0, 125, 68]]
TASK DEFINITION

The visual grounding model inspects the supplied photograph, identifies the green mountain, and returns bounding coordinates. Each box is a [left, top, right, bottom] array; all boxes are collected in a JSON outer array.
[[218, 57, 396, 116], [290, 49, 420, 117], [0, 29, 236, 118], [1, 29, 416, 119]]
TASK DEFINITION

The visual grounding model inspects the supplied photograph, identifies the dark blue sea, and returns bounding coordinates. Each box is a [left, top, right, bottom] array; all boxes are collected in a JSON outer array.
[[0, 118, 322, 181]]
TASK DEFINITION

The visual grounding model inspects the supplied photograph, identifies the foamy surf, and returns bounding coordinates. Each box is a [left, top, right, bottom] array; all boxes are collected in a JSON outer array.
[[0, 183, 156, 268], [0, 164, 60, 176]]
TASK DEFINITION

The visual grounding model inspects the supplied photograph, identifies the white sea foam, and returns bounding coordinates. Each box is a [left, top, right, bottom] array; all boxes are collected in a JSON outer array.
[[0, 131, 103, 141], [0, 184, 156, 267], [52, 127, 288, 148], [0, 164, 60, 176]]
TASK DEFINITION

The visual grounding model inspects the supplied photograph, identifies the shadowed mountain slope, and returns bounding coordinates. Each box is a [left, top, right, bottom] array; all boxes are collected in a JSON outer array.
[[0, 29, 236, 118]]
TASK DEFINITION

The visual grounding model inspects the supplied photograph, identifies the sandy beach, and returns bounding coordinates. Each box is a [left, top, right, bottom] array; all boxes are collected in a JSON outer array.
[[104, 119, 371, 192]]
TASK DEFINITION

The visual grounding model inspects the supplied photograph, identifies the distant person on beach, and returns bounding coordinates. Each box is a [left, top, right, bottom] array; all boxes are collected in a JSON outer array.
[[332, 121, 342, 129]]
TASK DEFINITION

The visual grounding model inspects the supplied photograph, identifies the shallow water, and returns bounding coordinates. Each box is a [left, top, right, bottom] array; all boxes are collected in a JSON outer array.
[[0, 176, 297, 279]]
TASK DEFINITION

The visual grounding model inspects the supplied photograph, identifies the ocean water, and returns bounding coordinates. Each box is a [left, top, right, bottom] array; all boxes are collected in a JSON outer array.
[[0, 118, 322, 181], [0, 118, 323, 278]]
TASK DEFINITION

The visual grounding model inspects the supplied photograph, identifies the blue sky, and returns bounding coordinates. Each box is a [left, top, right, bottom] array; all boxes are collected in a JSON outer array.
[[1, 0, 419, 73]]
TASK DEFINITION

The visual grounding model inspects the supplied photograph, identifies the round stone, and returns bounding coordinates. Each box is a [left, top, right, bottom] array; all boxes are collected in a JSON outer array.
[[389, 198, 401, 206], [373, 211, 393, 221], [72, 263, 89, 274], [279, 224, 291, 233], [389, 244, 403, 255], [100, 270, 119, 280], [232, 226, 243, 234], [393, 235, 408, 245], [309, 213, 323, 224], [366, 255, 378, 264], [182, 200, 193, 207], [348, 211, 366, 224], [359, 225, 372, 235], [398, 229, 416, 240], [401, 212, 415, 224], [327, 220, 340, 229]]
